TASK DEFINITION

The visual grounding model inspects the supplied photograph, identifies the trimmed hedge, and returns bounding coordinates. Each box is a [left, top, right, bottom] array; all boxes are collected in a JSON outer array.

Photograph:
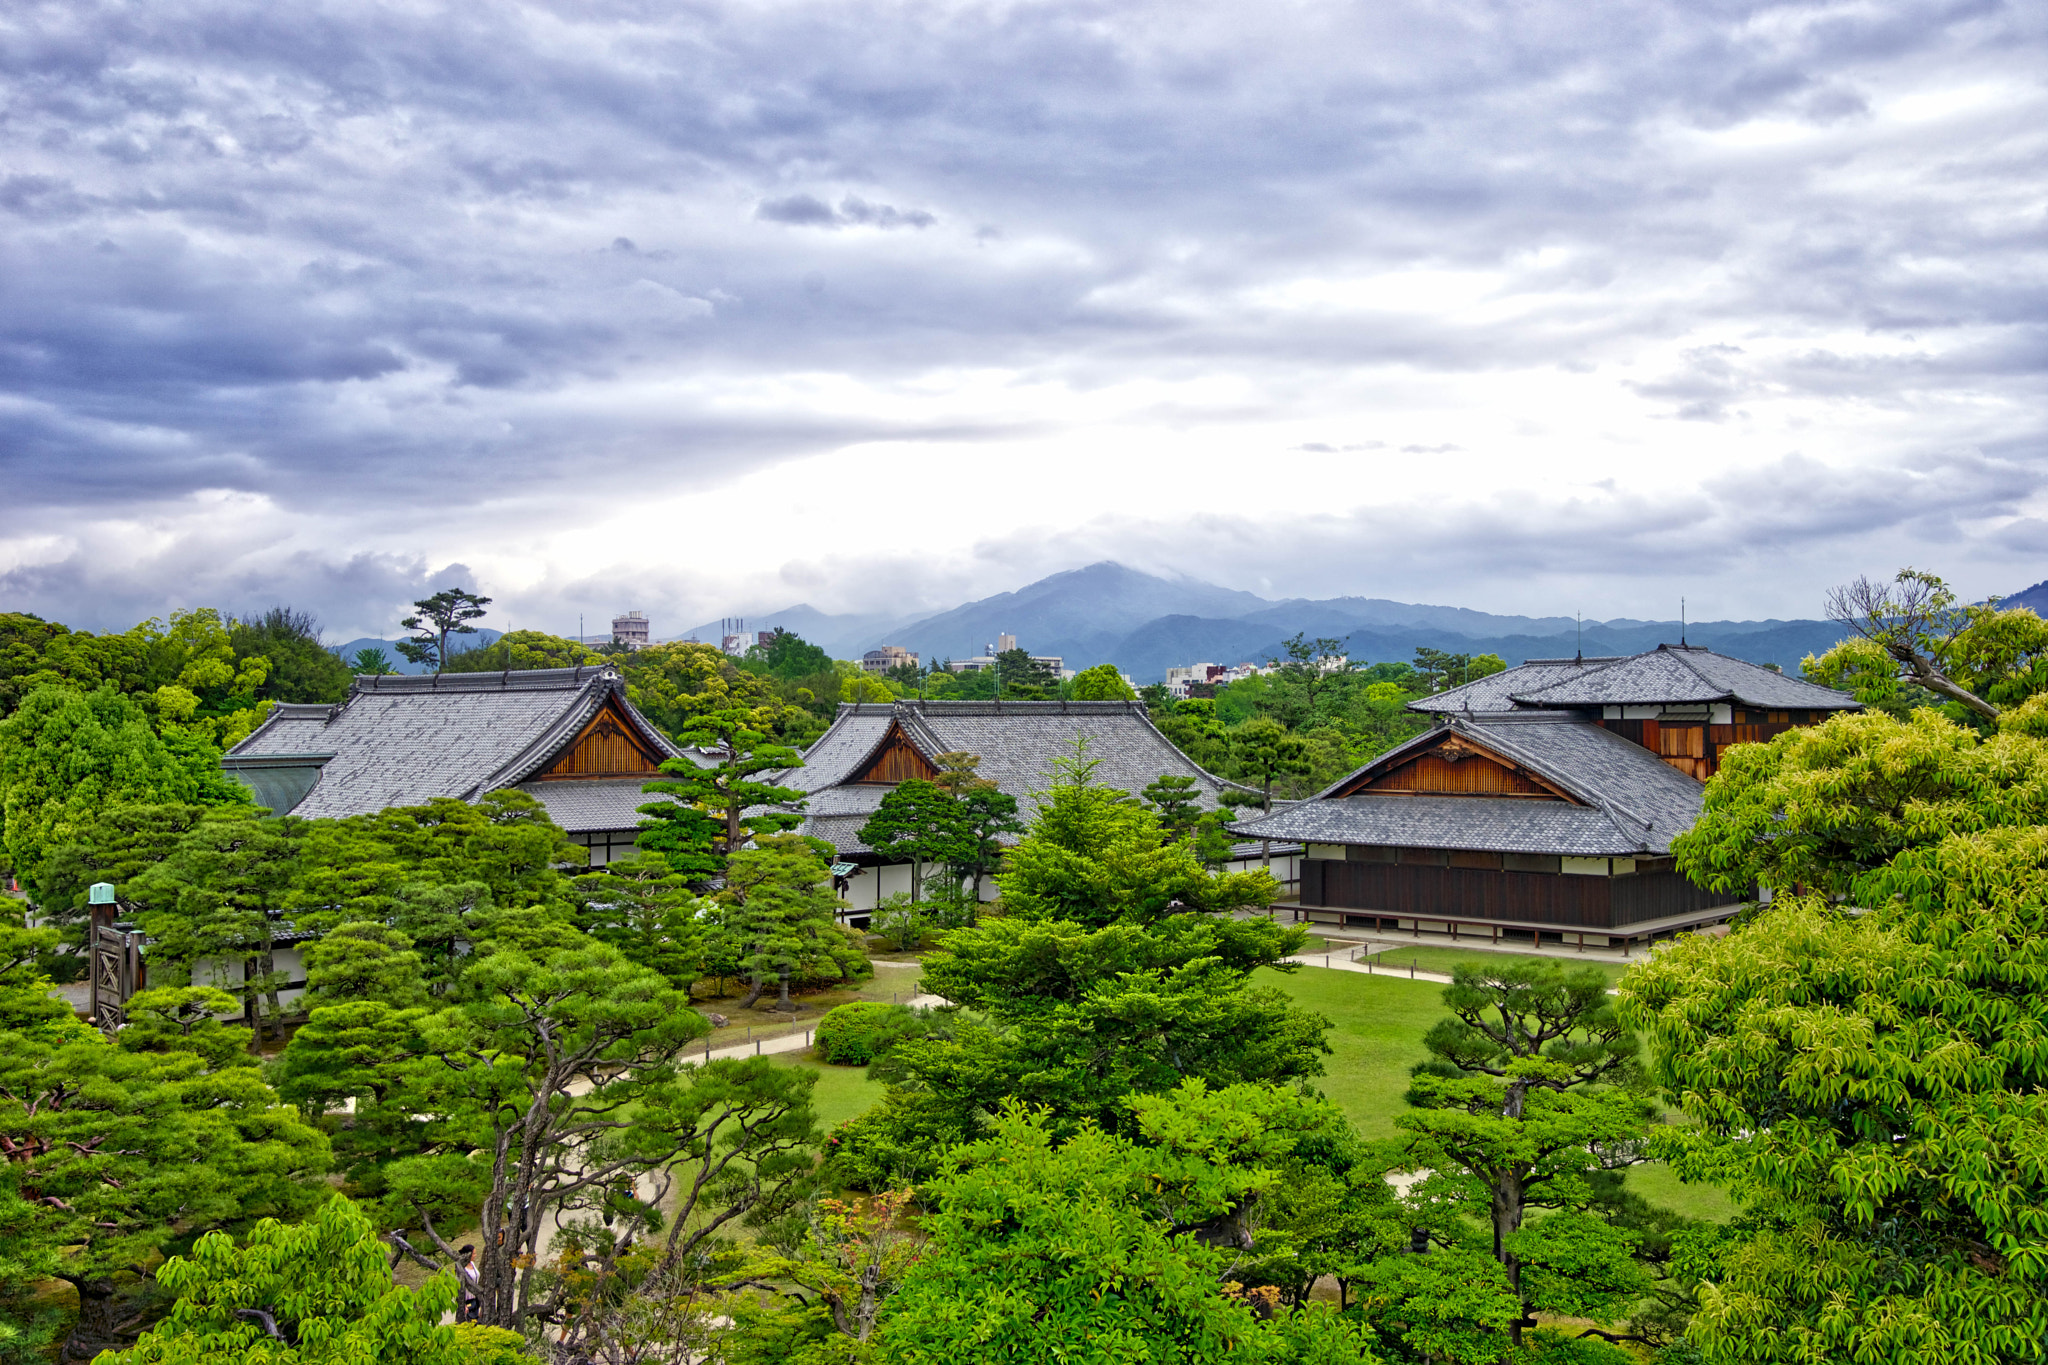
[[815, 1001, 921, 1066]]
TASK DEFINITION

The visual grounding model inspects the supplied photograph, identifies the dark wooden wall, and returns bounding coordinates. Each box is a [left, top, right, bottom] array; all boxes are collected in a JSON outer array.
[[1300, 858, 1742, 929], [1598, 711, 1811, 780]]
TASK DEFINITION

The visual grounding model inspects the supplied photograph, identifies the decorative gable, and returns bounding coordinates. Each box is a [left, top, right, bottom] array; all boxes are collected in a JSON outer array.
[[530, 699, 668, 780], [1330, 733, 1578, 802], [848, 723, 940, 785]]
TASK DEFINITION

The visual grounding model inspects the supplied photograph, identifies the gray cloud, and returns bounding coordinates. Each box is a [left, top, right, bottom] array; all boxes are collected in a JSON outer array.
[[3, 0, 2046, 629]]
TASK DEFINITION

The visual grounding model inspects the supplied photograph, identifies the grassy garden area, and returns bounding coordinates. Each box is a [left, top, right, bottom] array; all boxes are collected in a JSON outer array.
[[786, 958, 1737, 1222]]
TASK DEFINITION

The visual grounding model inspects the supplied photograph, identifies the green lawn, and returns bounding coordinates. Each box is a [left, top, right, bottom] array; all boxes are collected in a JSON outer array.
[[1256, 964, 1441, 1142], [1365, 945, 1632, 986], [1261, 963, 1733, 1222], [775, 1055, 890, 1131]]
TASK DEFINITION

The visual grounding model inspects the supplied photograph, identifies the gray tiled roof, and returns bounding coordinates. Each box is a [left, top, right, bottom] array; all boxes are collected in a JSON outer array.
[[785, 700, 1247, 806], [1231, 711, 1704, 855], [1509, 645, 1858, 711], [227, 667, 678, 821], [519, 777, 680, 834], [782, 700, 1256, 853], [1409, 658, 1624, 714], [1229, 794, 1665, 856]]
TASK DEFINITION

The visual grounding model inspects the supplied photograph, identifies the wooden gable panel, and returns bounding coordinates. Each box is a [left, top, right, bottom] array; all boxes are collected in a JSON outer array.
[[850, 725, 939, 785], [532, 701, 666, 779], [1332, 733, 1577, 802], [1361, 752, 1555, 797]]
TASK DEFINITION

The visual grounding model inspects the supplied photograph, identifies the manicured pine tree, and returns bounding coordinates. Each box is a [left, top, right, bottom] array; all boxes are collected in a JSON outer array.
[[637, 705, 807, 879], [709, 834, 869, 1011]]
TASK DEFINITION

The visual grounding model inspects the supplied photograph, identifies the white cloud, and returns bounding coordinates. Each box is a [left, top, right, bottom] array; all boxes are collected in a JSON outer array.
[[3, 0, 2045, 637]]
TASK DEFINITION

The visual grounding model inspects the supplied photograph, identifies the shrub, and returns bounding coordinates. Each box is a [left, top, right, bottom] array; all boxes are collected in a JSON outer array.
[[815, 1001, 921, 1066], [873, 894, 926, 952]]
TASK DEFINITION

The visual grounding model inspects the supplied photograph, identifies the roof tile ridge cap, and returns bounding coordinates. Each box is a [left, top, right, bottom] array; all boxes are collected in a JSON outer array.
[[1595, 795, 1656, 846], [1510, 651, 1634, 700]]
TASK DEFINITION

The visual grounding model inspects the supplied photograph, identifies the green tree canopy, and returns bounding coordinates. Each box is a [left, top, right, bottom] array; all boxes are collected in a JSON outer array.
[[875, 1101, 1380, 1364], [132, 808, 307, 1041], [0, 685, 246, 902], [96, 1197, 466, 1365], [856, 779, 963, 902], [742, 628, 833, 681], [395, 588, 491, 671], [1410, 647, 1508, 696], [1672, 705, 2048, 898], [1621, 830, 2048, 1364], [1398, 960, 1656, 1354], [439, 628, 602, 673], [0, 978, 329, 1360], [997, 742, 1277, 926], [1812, 566, 2048, 722], [832, 913, 1321, 1185], [709, 834, 869, 1010], [636, 706, 807, 879], [227, 606, 353, 704], [1068, 663, 1138, 700]]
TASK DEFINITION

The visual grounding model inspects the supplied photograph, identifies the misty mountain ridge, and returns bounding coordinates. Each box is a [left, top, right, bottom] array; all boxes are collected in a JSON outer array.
[[667, 562, 1879, 683]]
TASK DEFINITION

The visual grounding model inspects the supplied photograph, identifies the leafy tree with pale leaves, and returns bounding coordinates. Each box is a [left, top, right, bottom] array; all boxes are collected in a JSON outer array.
[[94, 1197, 468, 1365], [1673, 702, 2048, 899], [0, 686, 246, 904], [1624, 779, 2048, 1361], [1068, 663, 1138, 700], [875, 1101, 1382, 1364]]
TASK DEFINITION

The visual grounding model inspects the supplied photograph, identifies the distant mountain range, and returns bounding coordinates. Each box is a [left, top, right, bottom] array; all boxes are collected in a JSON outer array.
[[682, 562, 1874, 683], [324, 567, 2048, 685]]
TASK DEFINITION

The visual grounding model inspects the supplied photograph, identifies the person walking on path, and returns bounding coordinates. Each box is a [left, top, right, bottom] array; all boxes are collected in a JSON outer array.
[[457, 1245, 480, 1323]]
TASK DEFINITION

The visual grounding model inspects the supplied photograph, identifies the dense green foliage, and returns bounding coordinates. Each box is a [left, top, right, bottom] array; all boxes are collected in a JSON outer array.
[[636, 706, 809, 878], [1673, 702, 2048, 897], [815, 1001, 925, 1065], [0, 687, 248, 912], [876, 1098, 1382, 1364], [1627, 831, 2048, 1362], [96, 1197, 468, 1365], [0, 944, 330, 1361]]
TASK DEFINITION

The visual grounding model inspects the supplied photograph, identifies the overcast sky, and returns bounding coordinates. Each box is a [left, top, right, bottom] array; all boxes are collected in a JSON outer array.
[[4, 0, 2045, 640]]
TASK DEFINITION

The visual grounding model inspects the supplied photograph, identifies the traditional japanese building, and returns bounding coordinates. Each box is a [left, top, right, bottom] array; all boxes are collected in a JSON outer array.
[[221, 666, 691, 866], [85, 667, 697, 1026], [780, 699, 1296, 919], [1228, 645, 1859, 949]]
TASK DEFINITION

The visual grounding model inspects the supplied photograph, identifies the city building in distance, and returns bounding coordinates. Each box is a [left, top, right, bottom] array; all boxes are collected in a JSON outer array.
[[611, 611, 650, 650], [861, 645, 920, 674]]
